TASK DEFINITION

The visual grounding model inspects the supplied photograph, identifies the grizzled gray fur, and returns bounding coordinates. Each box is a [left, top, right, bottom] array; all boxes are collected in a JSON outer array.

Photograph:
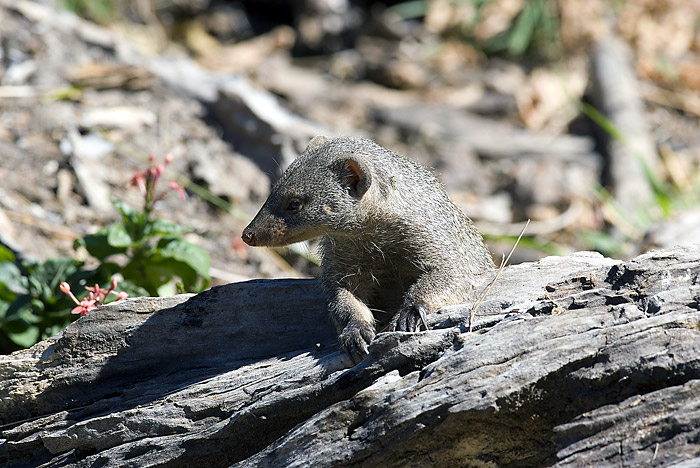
[[242, 136, 494, 363]]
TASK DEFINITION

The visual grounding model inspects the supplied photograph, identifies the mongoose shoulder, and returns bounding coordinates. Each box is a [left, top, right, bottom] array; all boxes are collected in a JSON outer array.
[[242, 136, 494, 363]]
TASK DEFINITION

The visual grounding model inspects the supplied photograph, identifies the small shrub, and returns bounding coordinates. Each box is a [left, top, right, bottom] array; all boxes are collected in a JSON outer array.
[[0, 154, 210, 353]]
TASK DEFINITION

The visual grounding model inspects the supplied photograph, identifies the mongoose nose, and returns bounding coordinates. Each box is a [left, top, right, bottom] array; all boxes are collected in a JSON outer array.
[[241, 230, 256, 246]]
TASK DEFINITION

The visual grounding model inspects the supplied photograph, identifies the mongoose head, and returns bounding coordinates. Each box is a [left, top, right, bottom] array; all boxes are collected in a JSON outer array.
[[242, 135, 373, 247]]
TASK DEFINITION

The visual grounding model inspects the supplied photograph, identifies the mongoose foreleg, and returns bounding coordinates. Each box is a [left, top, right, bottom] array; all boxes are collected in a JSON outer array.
[[326, 286, 376, 363], [391, 269, 474, 332]]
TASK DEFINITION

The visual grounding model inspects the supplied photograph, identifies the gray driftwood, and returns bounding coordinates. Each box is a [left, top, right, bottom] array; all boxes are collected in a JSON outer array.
[[590, 34, 659, 212], [2, 243, 700, 467]]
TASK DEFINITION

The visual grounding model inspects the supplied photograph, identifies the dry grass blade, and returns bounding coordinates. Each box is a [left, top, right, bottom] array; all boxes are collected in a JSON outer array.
[[469, 219, 531, 332]]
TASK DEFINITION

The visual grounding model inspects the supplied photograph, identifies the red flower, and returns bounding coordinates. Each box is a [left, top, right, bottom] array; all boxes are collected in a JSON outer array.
[[129, 153, 185, 208], [60, 279, 128, 317], [71, 293, 98, 316], [169, 181, 187, 201]]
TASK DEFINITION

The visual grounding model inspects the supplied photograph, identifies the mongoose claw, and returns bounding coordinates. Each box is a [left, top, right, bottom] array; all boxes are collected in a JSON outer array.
[[392, 304, 430, 332], [338, 321, 376, 364]]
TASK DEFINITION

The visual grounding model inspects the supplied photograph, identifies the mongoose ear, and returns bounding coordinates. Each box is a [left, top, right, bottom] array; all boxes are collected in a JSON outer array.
[[343, 158, 370, 199], [305, 135, 331, 152]]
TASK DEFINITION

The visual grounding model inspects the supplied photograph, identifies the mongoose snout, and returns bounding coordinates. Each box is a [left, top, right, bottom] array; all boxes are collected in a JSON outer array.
[[241, 230, 256, 246], [242, 135, 494, 364]]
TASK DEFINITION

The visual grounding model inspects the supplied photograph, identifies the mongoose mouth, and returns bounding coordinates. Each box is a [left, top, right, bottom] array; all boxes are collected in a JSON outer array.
[[240, 225, 297, 247]]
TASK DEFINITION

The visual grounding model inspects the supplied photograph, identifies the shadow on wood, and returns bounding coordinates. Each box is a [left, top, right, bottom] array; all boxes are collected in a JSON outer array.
[[2, 245, 700, 467]]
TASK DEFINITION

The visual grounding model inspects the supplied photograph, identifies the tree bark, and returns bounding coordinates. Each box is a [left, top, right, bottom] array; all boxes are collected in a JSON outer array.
[[2, 245, 699, 467]]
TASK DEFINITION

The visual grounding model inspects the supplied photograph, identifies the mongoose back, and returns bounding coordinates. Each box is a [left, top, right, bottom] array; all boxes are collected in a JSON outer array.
[[242, 136, 494, 363]]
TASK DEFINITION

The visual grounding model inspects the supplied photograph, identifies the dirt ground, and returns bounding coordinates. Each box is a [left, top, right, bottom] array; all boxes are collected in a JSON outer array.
[[0, 0, 698, 286]]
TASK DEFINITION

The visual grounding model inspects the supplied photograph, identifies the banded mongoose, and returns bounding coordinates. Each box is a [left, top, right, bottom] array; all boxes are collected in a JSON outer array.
[[242, 136, 494, 363]]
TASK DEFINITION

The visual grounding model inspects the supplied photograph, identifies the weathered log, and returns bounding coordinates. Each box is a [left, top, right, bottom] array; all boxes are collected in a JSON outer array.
[[374, 104, 597, 160], [590, 34, 659, 213], [2, 244, 699, 467]]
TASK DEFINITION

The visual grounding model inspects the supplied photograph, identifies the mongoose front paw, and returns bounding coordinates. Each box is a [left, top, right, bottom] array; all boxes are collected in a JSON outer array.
[[338, 321, 376, 364], [391, 303, 430, 332]]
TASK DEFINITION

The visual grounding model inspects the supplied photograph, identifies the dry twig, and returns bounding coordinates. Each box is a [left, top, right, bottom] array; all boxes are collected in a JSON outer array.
[[469, 219, 531, 332]]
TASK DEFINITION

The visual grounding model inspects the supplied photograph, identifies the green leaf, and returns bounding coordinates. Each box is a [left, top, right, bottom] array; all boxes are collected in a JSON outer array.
[[0, 246, 15, 263], [30, 299, 44, 316], [5, 295, 33, 320], [0, 261, 26, 299], [111, 197, 145, 239], [110, 279, 149, 299], [31, 258, 84, 292], [121, 257, 185, 296], [387, 0, 427, 20], [2, 315, 31, 333], [94, 261, 125, 278], [5, 323, 40, 348], [122, 239, 210, 295], [579, 102, 625, 142], [3, 301, 42, 332], [76, 229, 127, 260], [106, 224, 133, 248], [111, 196, 140, 223], [156, 280, 178, 297], [157, 238, 210, 279], [0, 301, 8, 320], [507, 0, 539, 56], [146, 218, 188, 237], [46, 323, 69, 338], [43, 309, 75, 319], [577, 231, 629, 258], [42, 85, 83, 102]]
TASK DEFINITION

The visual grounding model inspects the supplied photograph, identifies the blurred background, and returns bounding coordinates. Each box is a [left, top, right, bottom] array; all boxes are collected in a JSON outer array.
[[0, 0, 698, 350]]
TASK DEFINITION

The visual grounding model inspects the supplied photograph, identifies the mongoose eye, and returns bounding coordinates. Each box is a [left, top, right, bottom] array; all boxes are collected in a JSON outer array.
[[285, 198, 303, 213]]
